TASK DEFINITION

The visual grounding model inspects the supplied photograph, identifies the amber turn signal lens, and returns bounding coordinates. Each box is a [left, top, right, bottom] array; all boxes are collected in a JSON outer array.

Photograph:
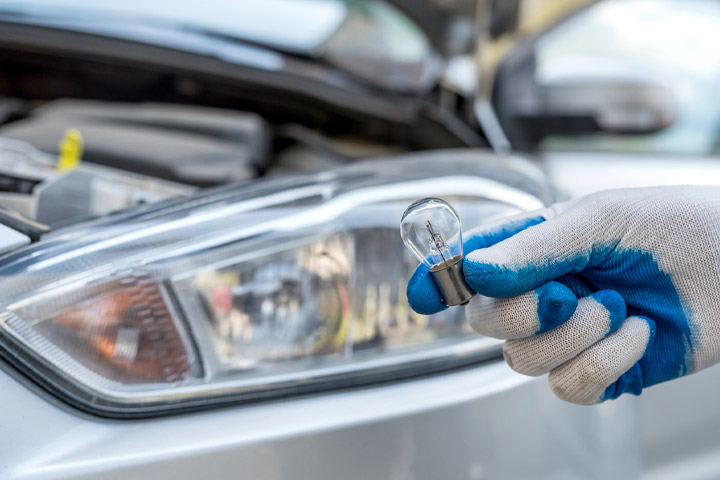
[[37, 273, 195, 384]]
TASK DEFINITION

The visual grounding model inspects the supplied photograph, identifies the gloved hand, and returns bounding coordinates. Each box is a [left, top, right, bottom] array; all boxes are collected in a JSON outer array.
[[407, 186, 720, 405]]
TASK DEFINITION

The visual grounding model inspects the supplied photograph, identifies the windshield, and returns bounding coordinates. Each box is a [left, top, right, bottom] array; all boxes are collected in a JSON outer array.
[[0, 0, 439, 93]]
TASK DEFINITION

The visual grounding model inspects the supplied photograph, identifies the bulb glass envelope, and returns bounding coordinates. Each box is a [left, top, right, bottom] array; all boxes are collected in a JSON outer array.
[[0, 153, 547, 417], [401, 197, 463, 270]]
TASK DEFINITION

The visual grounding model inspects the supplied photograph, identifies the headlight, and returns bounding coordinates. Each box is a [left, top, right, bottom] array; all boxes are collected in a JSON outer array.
[[0, 152, 550, 417]]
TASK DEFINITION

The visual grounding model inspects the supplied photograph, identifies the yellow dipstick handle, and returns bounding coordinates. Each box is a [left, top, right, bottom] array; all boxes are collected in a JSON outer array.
[[57, 128, 83, 172]]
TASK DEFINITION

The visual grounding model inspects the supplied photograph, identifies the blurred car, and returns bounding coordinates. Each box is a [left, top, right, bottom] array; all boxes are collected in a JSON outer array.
[[0, 1, 719, 479]]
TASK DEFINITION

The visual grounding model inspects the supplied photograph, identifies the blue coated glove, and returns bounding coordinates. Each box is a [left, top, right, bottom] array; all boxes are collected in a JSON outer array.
[[407, 186, 720, 404]]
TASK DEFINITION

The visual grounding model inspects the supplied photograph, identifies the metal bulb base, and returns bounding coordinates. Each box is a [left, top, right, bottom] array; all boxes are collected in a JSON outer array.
[[429, 257, 474, 306]]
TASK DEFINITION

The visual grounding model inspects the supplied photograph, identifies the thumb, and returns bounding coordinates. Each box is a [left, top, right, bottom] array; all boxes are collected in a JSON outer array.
[[464, 199, 608, 297]]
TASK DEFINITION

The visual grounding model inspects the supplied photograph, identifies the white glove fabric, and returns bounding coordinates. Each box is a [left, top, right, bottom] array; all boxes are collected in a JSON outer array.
[[407, 186, 720, 404]]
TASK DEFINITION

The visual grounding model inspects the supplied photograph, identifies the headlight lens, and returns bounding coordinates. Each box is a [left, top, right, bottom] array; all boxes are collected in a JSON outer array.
[[0, 153, 549, 417]]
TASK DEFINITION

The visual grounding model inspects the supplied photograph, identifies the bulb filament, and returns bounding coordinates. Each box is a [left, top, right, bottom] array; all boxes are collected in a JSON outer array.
[[425, 220, 450, 268]]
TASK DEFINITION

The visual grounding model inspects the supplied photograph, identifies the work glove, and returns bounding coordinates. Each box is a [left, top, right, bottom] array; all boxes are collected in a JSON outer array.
[[407, 186, 720, 405]]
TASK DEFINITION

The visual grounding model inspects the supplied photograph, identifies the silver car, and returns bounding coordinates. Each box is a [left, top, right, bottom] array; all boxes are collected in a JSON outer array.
[[0, 1, 718, 479]]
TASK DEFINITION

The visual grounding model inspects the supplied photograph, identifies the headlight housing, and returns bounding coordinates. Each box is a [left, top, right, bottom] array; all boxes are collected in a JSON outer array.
[[0, 151, 551, 417]]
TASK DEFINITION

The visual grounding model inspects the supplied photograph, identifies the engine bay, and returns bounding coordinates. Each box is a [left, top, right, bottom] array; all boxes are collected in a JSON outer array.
[[0, 98, 414, 227], [0, 12, 487, 229]]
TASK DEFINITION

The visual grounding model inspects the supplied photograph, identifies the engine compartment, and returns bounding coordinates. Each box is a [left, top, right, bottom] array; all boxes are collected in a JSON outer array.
[[0, 17, 485, 229], [0, 98, 418, 226], [0, 100, 271, 186]]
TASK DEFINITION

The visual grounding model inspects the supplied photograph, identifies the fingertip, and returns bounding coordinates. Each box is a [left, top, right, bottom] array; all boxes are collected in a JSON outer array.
[[535, 281, 578, 334], [553, 315, 653, 404], [588, 290, 626, 332], [600, 316, 656, 402], [407, 265, 447, 315]]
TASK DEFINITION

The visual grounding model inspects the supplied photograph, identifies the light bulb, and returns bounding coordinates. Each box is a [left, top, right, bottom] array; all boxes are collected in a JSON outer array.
[[400, 198, 474, 307]]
